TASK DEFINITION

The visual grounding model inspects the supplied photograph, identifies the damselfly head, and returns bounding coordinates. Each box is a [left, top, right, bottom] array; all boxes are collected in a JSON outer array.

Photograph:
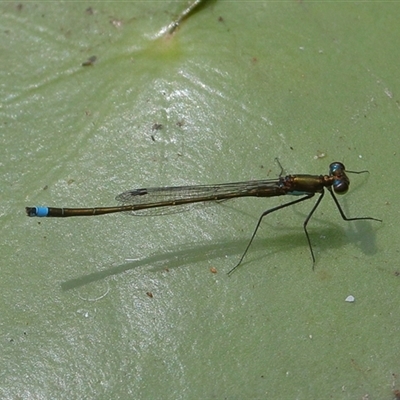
[[329, 162, 349, 194]]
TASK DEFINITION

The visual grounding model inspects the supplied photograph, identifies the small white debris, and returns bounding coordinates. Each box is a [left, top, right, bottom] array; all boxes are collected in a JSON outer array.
[[345, 295, 355, 303], [313, 151, 326, 159], [384, 88, 393, 98]]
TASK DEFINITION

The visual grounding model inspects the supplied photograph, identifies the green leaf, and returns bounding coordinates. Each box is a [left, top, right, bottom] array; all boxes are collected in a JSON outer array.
[[1, 1, 397, 398]]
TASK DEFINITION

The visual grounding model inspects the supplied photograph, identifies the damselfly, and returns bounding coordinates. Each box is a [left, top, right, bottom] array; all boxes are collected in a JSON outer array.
[[26, 161, 381, 274]]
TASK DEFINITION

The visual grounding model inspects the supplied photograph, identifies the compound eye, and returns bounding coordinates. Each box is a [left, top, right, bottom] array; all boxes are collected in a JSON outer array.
[[333, 179, 349, 194], [329, 162, 346, 176]]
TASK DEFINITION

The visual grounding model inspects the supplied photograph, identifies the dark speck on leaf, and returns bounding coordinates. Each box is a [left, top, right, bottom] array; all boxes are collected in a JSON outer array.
[[82, 56, 97, 66], [152, 123, 163, 131]]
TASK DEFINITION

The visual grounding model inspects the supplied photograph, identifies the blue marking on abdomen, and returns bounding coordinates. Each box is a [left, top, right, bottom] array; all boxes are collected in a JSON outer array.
[[34, 206, 49, 217]]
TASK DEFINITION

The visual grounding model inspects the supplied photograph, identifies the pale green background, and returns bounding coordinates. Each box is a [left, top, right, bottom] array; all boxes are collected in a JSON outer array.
[[1, 1, 399, 399]]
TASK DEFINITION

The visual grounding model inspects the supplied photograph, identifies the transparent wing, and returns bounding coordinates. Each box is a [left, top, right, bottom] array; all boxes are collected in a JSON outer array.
[[115, 179, 280, 216]]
